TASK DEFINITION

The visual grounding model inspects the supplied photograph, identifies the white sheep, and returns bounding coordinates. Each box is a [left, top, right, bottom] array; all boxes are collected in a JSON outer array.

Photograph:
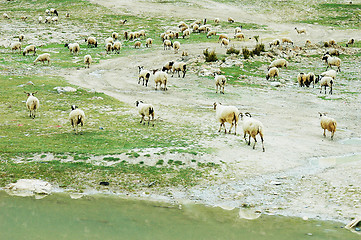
[[69, 105, 85, 134], [325, 49, 339, 56], [198, 25, 210, 33], [214, 18, 220, 24], [266, 67, 279, 81], [65, 13, 70, 18], [213, 102, 239, 135], [24, 91, 39, 118], [145, 38, 153, 47], [33, 53, 50, 65], [163, 40, 172, 50], [10, 42, 21, 53], [105, 37, 114, 45], [240, 112, 265, 152], [3, 13, 10, 19], [50, 8, 58, 16], [215, 74, 227, 94], [268, 58, 288, 70], [51, 16, 58, 24], [38, 16, 43, 23], [319, 112, 337, 140], [112, 41, 122, 54], [139, 30, 146, 38], [228, 17, 235, 23], [134, 41, 141, 49], [319, 76, 334, 94], [162, 61, 174, 73], [207, 30, 217, 38], [294, 27, 306, 34], [112, 32, 118, 40], [105, 42, 112, 53], [154, 71, 168, 90], [173, 41, 180, 53], [84, 55, 92, 68], [23, 45, 36, 56], [135, 101, 155, 126], [269, 39, 280, 48], [85, 37, 97, 47], [322, 54, 341, 72], [19, 34, 24, 42], [320, 69, 337, 79], [281, 37, 293, 45], [221, 38, 230, 47], [234, 27, 242, 34], [182, 29, 191, 38], [45, 9, 50, 15], [138, 66, 151, 87], [64, 43, 80, 55], [172, 62, 187, 78], [45, 16, 51, 23]]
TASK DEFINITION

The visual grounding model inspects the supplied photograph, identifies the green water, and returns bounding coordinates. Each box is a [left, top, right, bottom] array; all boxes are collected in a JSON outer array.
[[0, 192, 358, 240]]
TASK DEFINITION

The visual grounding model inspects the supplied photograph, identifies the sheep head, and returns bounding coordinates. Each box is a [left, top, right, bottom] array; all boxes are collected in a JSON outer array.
[[71, 105, 78, 110]]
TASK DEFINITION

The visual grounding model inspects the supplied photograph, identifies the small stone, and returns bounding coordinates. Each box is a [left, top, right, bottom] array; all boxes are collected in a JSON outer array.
[[355, 228, 360, 232], [303, 216, 309, 221], [307, 233, 313, 236]]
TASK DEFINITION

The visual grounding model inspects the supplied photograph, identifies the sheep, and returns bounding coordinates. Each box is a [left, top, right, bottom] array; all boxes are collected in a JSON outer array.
[[163, 40, 172, 50], [105, 37, 114, 45], [305, 39, 312, 46], [10, 42, 21, 53], [139, 30, 146, 38], [319, 112, 337, 140], [3, 13, 10, 19], [346, 38, 355, 47], [218, 34, 229, 42], [173, 41, 180, 53], [228, 17, 235, 23], [192, 24, 199, 32], [172, 61, 187, 78], [138, 66, 151, 87], [85, 37, 97, 47], [134, 41, 141, 49], [64, 43, 80, 55], [269, 39, 280, 48], [213, 102, 239, 135], [268, 58, 288, 70], [33, 53, 50, 65], [50, 8, 58, 16], [182, 29, 191, 39], [320, 69, 337, 79], [45, 16, 51, 23], [65, 13, 70, 18], [182, 51, 188, 56], [179, 26, 188, 32], [51, 16, 58, 24], [298, 72, 317, 87], [325, 49, 339, 56], [234, 33, 245, 41], [84, 54, 92, 68], [220, 38, 230, 47], [24, 91, 39, 119], [154, 71, 168, 90], [281, 37, 293, 45], [105, 43, 112, 53], [266, 67, 279, 81], [319, 76, 334, 94], [215, 74, 227, 94], [135, 101, 155, 126], [198, 25, 210, 33], [112, 41, 122, 54], [22, 45, 36, 56], [162, 61, 174, 73], [207, 30, 217, 38], [214, 18, 220, 24], [124, 31, 129, 40], [119, 19, 127, 25], [322, 54, 341, 72], [234, 27, 242, 34], [45, 9, 50, 15], [145, 38, 153, 48], [38, 16, 43, 23], [328, 39, 337, 46], [111, 32, 118, 40], [240, 112, 265, 152], [294, 27, 306, 34], [18, 34, 24, 42], [20, 16, 27, 21], [178, 21, 187, 28], [69, 105, 85, 134]]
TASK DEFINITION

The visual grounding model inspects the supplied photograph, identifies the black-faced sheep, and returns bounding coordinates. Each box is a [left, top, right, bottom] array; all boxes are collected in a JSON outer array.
[[173, 41, 180, 53], [214, 18, 220, 24], [319, 76, 334, 94], [213, 102, 239, 135], [266, 67, 279, 81], [182, 29, 191, 39], [240, 112, 265, 152], [215, 74, 227, 94], [44, 16, 51, 24], [10, 42, 21, 53], [105, 43, 112, 53], [145, 38, 153, 47], [163, 40, 172, 50], [84, 55, 92, 68], [135, 101, 154, 126], [23, 45, 36, 56], [85, 37, 97, 47], [228, 17, 235, 23], [319, 113, 337, 139], [322, 54, 341, 72], [33, 53, 50, 65], [138, 66, 151, 87], [207, 30, 217, 38], [24, 91, 39, 118], [154, 71, 168, 90], [19, 34, 24, 42], [162, 61, 174, 73], [51, 16, 58, 24], [112, 41, 122, 54], [295, 27, 306, 34], [64, 43, 80, 55], [346, 38, 355, 47], [50, 8, 58, 16], [172, 62, 187, 78], [69, 105, 85, 134], [112, 32, 118, 40], [220, 38, 230, 47]]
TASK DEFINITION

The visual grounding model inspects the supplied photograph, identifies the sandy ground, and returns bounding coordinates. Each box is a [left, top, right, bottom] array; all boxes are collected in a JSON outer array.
[[59, 0, 361, 223]]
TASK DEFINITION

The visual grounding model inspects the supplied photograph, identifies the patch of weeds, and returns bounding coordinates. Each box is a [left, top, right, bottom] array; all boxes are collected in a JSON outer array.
[[252, 43, 265, 56], [156, 160, 164, 165], [73, 155, 90, 160], [242, 47, 252, 59], [203, 48, 218, 62], [174, 160, 184, 166], [40, 154, 47, 159], [191, 159, 197, 163], [126, 152, 140, 158], [144, 154, 151, 157], [168, 159, 174, 165], [139, 161, 144, 164], [103, 157, 120, 161], [226, 46, 240, 55]]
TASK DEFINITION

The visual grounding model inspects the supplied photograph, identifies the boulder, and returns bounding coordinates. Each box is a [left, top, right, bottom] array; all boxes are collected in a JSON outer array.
[[5, 179, 52, 197]]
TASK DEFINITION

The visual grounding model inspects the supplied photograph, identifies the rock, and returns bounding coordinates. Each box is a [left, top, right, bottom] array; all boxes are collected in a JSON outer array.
[[269, 82, 282, 87], [238, 208, 262, 220], [54, 86, 77, 93], [5, 179, 52, 197]]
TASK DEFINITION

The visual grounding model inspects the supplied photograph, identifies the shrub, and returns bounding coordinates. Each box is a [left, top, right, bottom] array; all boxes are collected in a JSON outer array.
[[226, 46, 240, 55], [252, 43, 265, 56], [242, 47, 252, 59], [203, 48, 218, 62]]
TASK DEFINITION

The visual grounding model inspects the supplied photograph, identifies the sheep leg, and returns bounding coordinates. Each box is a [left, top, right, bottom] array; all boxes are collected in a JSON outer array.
[[329, 86, 332, 94], [216, 85, 218, 93], [182, 71, 186, 78], [331, 131, 334, 140], [323, 129, 326, 137], [140, 115, 144, 124], [253, 137, 257, 149], [248, 135, 251, 145], [260, 134, 265, 152], [229, 123, 234, 134], [221, 86, 224, 94]]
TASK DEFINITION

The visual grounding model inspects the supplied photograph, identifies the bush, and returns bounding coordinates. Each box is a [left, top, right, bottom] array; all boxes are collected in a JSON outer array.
[[203, 48, 218, 62], [226, 46, 240, 55], [242, 47, 252, 59], [252, 43, 265, 56]]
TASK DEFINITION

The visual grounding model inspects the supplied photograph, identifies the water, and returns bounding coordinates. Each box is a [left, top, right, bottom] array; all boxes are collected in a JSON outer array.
[[0, 191, 358, 240]]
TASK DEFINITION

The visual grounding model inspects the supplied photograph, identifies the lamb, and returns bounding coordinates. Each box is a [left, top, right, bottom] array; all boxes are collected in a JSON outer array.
[[135, 101, 155, 126], [69, 105, 85, 134], [24, 91, 39, 119], [220, 38, 230, 47], [50, 8, 58, 16], [172, 61, 187, 78], [145, 38, 153, 47], [163, 40, 172, 50], [138, 66, 151, 87], [266, 67, 279, 81], [154, 71, 168, 90], [84, 54, 92, 68], [112, 41, 122, 54], [213, 102, 239, 135], [215, 74, 227, 94], [319, 112, 337, 140], [319, 76, 334, 94], [33, 53, 50, 65], [10, 42, 21, 53], [207, 30, 217, 38], [112, 32, 118, 40], [281, 37, 293, 45], [346, 38, 355, 47], [19, 34, 24, 42], [105, 43, 112, 53], [269, 39, 280, 48], [322, 54, 341, 72], [85, 37, 97, 47], [134, 41, 141, 49], [173, 41, 180, 53], [240, 112, 265, 152], [320, 69, 337, 79], [268, 58, 288, 70], [64, 43, 80, 55], [297, 72, 317, 87], [234, 33, 245, 41], [162, 61, 174, 73], [294, 27, 306, 34], [23, 45, 36, 56], [228, 17, 235, 23]]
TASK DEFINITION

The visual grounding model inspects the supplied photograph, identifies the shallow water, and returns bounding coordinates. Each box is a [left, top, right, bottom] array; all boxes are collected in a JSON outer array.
[[0, 192, 358, 240]]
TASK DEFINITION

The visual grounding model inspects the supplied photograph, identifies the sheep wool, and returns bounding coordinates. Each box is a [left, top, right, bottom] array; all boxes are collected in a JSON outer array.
[[24, 92, 40, 118], [213, 102, 239, 135], [69, 105, 85, 134], [319, 113, 337, 139], [215, 75, 227, 94], [135, 101, 155, 126], [240, 113, 265, 152], [154, 71, 168, 90], [33, 53, 50, 65], [84, 55, 92, 68]]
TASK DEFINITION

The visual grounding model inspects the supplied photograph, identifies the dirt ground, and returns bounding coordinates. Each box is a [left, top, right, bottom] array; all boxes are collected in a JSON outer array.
[[62, 0, 361, 223]]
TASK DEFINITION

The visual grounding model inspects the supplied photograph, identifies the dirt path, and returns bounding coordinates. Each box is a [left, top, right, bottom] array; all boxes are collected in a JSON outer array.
[[62, 0, 361, 223]]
